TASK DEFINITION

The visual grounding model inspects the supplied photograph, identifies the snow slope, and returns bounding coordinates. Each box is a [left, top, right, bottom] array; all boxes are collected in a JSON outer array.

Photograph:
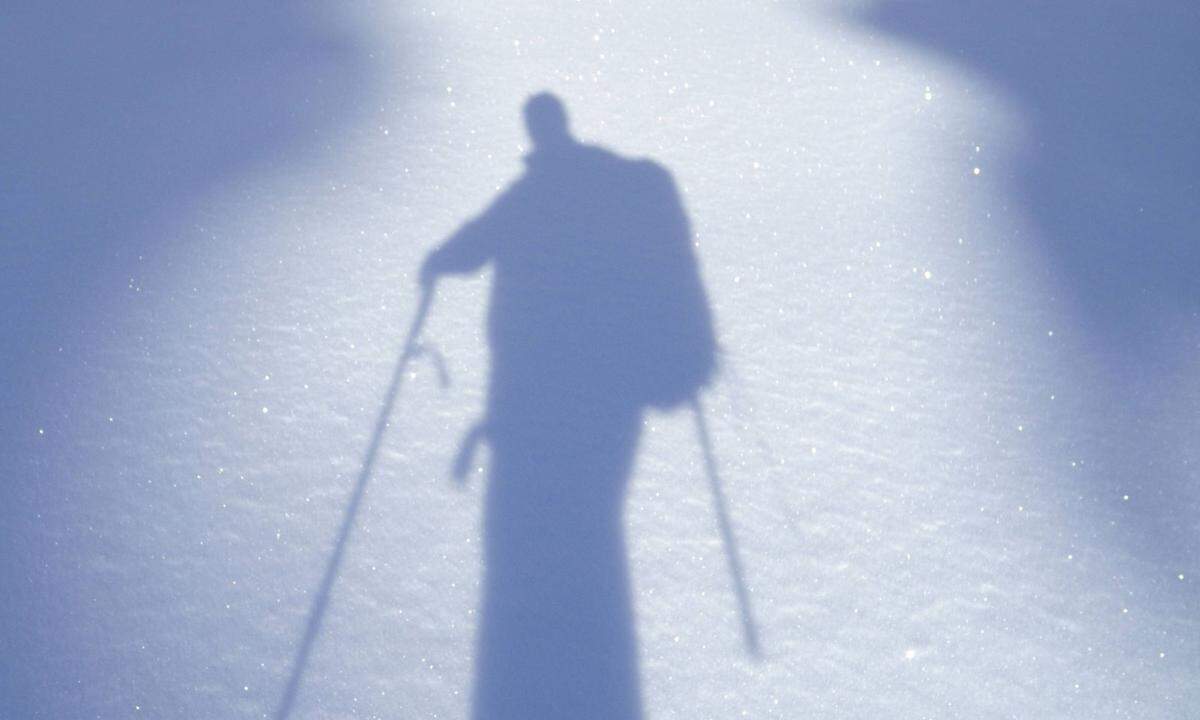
[[3, 1, 1197, 718]]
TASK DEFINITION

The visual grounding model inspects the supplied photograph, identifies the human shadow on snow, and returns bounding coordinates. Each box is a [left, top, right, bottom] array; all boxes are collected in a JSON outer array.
[[421, 93, 725, 720]]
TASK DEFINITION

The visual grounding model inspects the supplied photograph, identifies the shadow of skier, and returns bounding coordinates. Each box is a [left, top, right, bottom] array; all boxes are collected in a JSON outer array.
[[421, 93, 718, 720]]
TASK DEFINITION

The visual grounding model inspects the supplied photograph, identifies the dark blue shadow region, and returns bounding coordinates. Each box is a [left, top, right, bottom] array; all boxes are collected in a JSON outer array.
[[854, 2, 1200, 368], [851, 2, 1200, 567], [0, 4, 377, 716], [421, 93, 719, 720], [0, 2, 375, 413]]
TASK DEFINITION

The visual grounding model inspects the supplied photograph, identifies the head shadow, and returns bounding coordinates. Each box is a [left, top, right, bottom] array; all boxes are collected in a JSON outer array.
[[422, 92, 720, 719]]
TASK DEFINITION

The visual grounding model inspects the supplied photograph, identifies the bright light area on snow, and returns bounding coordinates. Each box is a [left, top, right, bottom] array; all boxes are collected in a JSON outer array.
[[3, 2, 1198, 719]]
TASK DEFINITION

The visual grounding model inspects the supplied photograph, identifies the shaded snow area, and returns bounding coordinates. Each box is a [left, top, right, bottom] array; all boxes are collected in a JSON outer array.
[[3, 2, 1198, 718]]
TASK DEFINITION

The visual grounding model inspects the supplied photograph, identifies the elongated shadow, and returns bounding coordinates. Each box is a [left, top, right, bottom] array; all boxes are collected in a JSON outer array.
[[274, 292, 435, 720], [422, 93, 756, 720], [691, 398, 762, 658]]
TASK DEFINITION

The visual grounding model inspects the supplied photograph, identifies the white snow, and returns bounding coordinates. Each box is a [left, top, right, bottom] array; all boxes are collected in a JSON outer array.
[[3, 1, 1198, 718]]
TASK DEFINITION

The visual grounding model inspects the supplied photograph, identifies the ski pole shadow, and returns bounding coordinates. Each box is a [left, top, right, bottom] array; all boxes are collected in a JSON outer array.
[[691, 396, 762, 658], [274, 289, 437, 720]]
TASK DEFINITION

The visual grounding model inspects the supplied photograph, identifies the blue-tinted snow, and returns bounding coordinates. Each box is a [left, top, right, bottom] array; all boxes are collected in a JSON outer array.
[[3, 1, 1197, 718]]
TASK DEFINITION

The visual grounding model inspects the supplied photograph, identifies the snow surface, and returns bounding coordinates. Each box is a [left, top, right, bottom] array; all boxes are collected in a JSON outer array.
[[3, 1, 1198, 718]]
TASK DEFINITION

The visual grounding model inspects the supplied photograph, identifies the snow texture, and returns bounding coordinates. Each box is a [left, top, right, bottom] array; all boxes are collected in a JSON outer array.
[[3, 1, 1198, 718]]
